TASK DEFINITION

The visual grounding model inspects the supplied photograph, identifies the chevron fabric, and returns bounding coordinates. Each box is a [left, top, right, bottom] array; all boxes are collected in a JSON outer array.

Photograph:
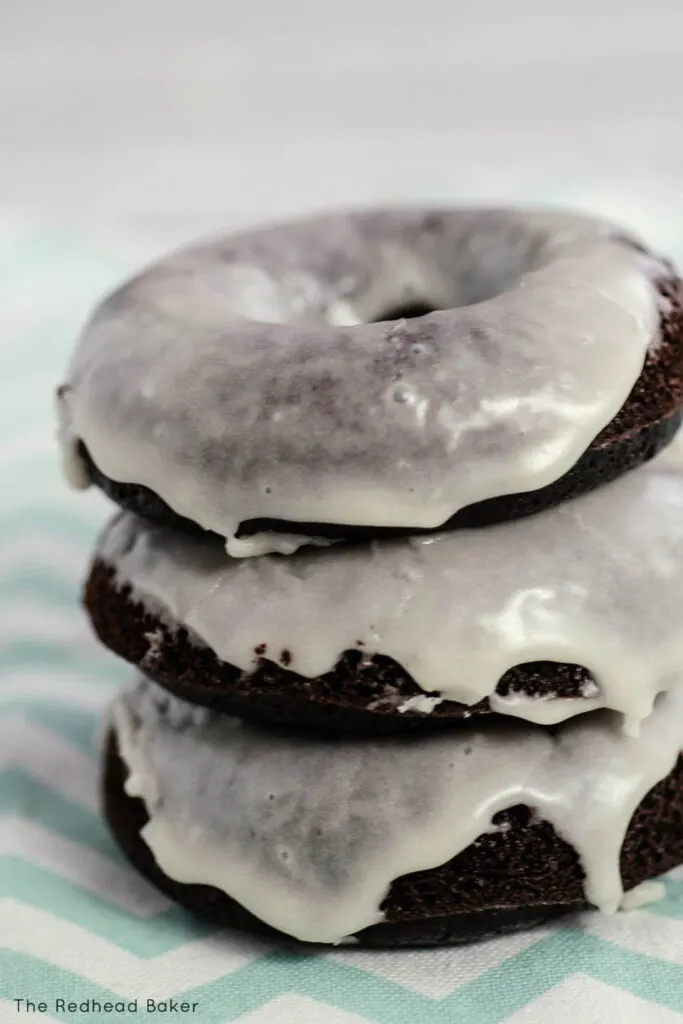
[[1, 213, 683, 1023]]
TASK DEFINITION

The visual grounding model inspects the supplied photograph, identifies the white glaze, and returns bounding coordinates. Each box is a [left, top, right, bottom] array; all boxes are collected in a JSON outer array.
[[619, 880, 667, 911], [57, 207, 663, 555], [98, 444, 683, 732], [398, 694, 444, 715], [112, 679, 682, 943]]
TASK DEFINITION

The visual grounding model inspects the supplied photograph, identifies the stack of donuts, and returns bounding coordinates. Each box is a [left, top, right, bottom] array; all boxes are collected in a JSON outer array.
[[57, 208, 683, 946]]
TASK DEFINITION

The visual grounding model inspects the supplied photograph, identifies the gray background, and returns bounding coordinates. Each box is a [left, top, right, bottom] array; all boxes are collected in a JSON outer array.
[[2, 0, 683, 251]]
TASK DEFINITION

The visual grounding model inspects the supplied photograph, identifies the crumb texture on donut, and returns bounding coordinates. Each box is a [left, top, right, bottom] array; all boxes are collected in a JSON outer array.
[[108, 679, 683, 944], [56, 207, 675, 552], [87, 444, 683, 732]]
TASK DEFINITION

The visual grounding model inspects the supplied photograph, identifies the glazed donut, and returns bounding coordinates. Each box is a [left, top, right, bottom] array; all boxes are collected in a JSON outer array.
[[85, 442, 683, 736], [104, 678, 683, 946], [57, 208, 683, 556]]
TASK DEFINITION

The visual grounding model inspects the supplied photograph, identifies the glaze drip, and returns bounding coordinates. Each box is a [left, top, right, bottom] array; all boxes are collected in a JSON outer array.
[[98, 443, 683, 731], [112, 679, 683, 943]]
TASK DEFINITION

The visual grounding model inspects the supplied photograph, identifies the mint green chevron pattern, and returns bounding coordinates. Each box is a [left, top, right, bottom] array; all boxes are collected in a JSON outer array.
[[2, 218, 683, 1024]]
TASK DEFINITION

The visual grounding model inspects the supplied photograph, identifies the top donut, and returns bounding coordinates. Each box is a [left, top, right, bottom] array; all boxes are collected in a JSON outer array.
[[56, 207, 683, 556]]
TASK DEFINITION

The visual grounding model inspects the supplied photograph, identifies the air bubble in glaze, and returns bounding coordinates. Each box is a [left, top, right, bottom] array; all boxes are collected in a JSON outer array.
[[389, 383, 420, 406]]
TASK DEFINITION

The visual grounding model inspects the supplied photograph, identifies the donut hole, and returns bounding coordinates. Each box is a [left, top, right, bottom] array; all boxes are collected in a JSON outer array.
[[372, 300, 440, 322]]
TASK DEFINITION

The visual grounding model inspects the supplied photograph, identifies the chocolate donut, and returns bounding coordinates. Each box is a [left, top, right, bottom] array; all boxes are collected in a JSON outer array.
[[85, 443, 683, 736], [103, 679, 683, 947], [57, 208, 683, 556]]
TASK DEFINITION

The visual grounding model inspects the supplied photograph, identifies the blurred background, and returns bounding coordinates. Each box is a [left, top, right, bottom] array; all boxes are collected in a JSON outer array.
[[3, 0, 683, 242]]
